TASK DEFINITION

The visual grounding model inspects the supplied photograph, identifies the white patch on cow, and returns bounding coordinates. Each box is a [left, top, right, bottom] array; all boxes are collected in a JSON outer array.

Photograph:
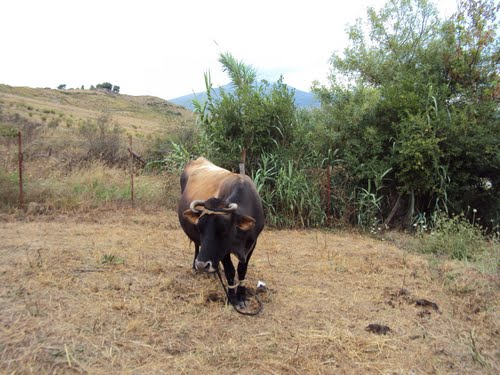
[[207, 264, 216, 273]]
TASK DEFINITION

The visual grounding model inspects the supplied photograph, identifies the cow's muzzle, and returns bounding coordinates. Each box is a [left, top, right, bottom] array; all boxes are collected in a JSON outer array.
[[195, 259, 216, 273]]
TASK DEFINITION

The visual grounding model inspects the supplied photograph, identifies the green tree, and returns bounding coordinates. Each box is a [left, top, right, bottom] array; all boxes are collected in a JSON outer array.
[[96, 82, 113, 91], [437, 0, 500, 225], [194, 52, 297, 171], [313, 0, 499, 227], [189, 53, 328, 228]]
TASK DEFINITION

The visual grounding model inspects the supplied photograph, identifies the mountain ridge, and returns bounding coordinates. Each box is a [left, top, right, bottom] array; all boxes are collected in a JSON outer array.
[[168, 83, 319, 111]]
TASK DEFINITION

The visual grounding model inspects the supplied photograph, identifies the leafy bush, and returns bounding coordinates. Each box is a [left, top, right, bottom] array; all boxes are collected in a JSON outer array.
[[193, 53, 297, 172], [414, 212, 490, 261], [311, 0, 499, 229], [78, 113, 124, 165], [354, 168, 392, 230], [96, 82, 113, 91], [253, 153, 324, 228], [145, 121, 199, 173], [145, 141, 191, 173]]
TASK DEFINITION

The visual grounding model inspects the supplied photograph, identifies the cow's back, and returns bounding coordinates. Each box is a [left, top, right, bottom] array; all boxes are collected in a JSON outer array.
[[179, 157, 233, 204]]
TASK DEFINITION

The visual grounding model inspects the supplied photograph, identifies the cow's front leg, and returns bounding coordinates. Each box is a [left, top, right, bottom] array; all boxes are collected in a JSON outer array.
[[221, 254, 237, 305], [236, 246, 255, 307]]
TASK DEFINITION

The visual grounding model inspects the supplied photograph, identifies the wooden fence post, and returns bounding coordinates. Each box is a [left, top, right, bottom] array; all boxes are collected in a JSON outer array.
[[18, 131, 24, 208]]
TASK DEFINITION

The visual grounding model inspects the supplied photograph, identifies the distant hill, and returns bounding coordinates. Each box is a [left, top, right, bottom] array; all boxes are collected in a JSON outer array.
[[169, 83, 319, 111], [0, 84, 195, 136]]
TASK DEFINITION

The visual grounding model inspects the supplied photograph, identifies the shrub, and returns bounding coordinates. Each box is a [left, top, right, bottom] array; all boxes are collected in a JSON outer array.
[[0, 169, 19, 208], [253, 153, 324, 228], [78, 113, 124, 165], [145, 122, 198, 173], [414, 212, 490, 261], [15, 160, 174, 211], [96, 82, 113, 91]]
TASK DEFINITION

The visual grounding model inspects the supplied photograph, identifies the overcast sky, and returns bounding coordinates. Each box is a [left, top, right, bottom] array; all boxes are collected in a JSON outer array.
[[0, 0, 458, 100]]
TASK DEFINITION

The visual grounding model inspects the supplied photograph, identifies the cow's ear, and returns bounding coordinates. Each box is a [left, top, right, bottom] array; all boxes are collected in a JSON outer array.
[[183, 209, 201, 225], [237, 215, 255, 231]]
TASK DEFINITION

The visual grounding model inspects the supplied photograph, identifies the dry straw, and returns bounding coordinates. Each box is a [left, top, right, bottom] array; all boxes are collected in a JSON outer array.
[[0, 210, 498, 374]]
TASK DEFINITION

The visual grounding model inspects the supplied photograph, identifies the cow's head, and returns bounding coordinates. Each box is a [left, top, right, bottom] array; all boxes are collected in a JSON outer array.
[[183, 198, 256, 273]]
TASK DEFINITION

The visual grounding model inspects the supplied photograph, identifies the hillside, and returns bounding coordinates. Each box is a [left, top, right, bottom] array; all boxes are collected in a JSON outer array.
[[0, 84, 197, 211], [0, 84, 195, 137]]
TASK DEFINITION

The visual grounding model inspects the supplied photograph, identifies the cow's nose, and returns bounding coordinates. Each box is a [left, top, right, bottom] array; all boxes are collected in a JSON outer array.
[[195, 260, 214, 273]]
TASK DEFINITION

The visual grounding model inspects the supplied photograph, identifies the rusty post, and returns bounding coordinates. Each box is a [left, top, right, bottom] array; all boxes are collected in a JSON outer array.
[[326, 164, 331, 226], [129, 135, 134, 203], [18, 131, 24, 207]]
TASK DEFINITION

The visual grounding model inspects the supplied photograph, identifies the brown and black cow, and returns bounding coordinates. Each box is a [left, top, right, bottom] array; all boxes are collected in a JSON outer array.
[[178, 157, 265, 307]]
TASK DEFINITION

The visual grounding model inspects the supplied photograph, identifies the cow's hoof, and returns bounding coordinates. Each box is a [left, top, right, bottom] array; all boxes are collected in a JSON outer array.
[[227, 296, 246, 309], [235, 300, 247, 309]]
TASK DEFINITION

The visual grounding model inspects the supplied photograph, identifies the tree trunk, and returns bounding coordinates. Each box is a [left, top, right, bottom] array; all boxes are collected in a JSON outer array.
[[239, 147, 247, 175], [384, 193, 402, 227]]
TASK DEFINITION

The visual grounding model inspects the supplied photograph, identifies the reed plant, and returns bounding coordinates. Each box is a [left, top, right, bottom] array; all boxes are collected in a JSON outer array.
[[253, 154, 324, 228]]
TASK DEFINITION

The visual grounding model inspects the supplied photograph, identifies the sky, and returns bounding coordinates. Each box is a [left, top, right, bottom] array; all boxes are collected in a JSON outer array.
[[0, 0, 458, 100]]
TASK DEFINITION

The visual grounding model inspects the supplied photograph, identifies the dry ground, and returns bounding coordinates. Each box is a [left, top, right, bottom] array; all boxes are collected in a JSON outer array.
[[0, 209, 498, 374]]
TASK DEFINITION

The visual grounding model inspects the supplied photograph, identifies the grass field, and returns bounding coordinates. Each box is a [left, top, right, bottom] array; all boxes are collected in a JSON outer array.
[[0, 85, 194, 137], [1, 209, 498, 374]]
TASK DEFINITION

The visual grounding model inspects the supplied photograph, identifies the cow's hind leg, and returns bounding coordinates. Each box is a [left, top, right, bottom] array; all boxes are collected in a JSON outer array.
[[221, 254, 238, 305]]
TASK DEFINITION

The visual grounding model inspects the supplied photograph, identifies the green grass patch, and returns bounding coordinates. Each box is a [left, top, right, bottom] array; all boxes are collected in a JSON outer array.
[[101, 254, 125, 265], [412, 213, 499, 270]]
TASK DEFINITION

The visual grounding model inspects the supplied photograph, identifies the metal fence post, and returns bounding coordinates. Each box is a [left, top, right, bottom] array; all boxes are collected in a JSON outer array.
[[129, 135, 134, 203], [18, 131, 23, 207]]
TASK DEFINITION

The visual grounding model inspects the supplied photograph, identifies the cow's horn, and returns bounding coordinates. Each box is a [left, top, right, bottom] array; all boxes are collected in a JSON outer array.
[[190, 200, 206, 212], [223, 203, 238, 212]]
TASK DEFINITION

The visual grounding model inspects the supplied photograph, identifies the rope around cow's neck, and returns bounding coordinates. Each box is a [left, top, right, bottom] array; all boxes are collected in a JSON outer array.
[[215, 269, 263, 316]]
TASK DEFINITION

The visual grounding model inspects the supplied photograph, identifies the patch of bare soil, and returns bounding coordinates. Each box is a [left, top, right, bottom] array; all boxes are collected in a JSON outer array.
[[1, 210, 498, 374]]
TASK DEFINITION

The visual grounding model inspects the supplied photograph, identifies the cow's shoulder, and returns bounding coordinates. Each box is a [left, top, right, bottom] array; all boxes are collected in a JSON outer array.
[[182, 158, 233, 201], [184, 157, 224, 176]]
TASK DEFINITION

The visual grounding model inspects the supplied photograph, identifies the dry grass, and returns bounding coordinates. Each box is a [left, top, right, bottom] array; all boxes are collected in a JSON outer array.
[[0, 159, 179, 213], [1, 210, 498, 374], [0, 85, 194, 136]]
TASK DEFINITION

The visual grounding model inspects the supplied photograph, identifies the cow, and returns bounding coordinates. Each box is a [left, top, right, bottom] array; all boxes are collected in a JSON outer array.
[[178, 157, 265, 308]]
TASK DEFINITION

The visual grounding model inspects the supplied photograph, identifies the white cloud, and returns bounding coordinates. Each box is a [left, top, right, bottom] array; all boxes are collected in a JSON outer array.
[[0, 0, 457, 100]]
